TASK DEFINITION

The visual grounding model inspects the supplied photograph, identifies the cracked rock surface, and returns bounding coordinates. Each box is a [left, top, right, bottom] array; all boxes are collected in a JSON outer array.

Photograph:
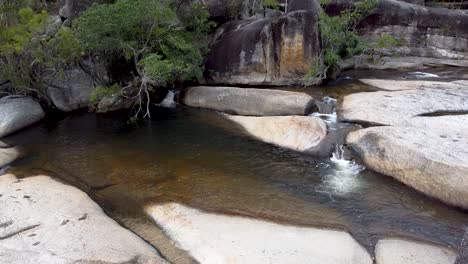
[[343, 79, 468, 210], [0, 174, 167, 264]]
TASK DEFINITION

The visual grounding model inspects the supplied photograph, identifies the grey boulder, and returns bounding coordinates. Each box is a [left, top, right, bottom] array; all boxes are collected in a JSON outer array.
[[0, 97, 45, 138], [47, 68, 96, 112], [226, 115, 327, 152], [347, 126, 468, 209], [183, 86, 316, 116]]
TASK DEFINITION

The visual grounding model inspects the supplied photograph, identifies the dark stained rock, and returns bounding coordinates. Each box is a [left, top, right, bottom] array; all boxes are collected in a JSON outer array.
[[204, 7, 321, 86], [359, 0, 468, 60], [46, 68, 96, 112], [287, 0, 321, 12]]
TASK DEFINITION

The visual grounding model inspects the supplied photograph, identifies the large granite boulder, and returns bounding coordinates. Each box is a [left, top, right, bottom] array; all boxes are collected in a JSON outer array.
[[182, 86, 316, 116], [361, 0, 468, 64], [204, 6, 321, 86], [146, 202, 372, 264], [342, 79, 468, 209], [225, 115, 327, 152], [0, 174, 167, 263], [0, 97, 45, 138], [339, 80, 468, 127], [46, 68, 96, 112], [375, 238, 457, 264], [347, 125, 468, 209]]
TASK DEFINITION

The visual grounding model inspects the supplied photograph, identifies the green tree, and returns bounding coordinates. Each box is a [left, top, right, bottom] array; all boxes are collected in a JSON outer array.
[[74, 0, 213, 118], [0, 7, 83, 98], [303, 0, 377, 85]]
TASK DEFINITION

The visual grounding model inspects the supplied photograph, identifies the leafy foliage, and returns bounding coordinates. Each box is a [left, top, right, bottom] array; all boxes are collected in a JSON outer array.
[[74, 0, 213, 86], [89, 84, 121, 105], [74, 0, 214, 117], [263, 0, 280, 10], [305, 0, 378, 83], [0, 6, 83, 98]]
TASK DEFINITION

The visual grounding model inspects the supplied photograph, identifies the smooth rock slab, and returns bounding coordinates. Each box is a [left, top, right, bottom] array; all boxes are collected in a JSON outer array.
[[0, 144, 19, 168], [340, 86, 468, 126], [146, 202, 372, 264], [226, 115, 327, 152], [375, 239, 457, 264], [0, 97, 45, 138], [0, 175, 167, 264], [359, 79, 468, 91], [346, 126, 468, 209], [183, 86, 316, 116]]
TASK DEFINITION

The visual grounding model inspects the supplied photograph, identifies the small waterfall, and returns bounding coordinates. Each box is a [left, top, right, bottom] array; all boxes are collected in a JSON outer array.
[[408, 72, 440, 79], [312, 96, 366, 197], [157, 90, 177, 108]]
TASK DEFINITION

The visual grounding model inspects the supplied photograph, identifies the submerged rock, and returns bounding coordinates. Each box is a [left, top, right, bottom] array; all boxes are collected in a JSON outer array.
[[47, 68, 96, 112], [0, 97, 45, 138], [226, 115, 327, 152], [346, 126, 468, 209], [183, 86, 316, 116], [204, 7, 321, 86], [0, 174, 167, 264], [375, 238, 457, 264], [145, 202, 372, 264]]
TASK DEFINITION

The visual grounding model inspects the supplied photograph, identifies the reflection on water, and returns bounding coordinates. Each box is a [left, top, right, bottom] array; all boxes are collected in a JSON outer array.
[[5, 106, 468, 259]]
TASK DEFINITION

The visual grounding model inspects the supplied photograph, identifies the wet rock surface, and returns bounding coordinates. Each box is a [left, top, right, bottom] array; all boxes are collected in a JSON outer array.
[[146, 202, 373, 264], [0, 97, 45, 138], [0, 175, 167, 264], [225, 115, 327, 152], [343, 79, 468, 209], [375, 238, 457, 264], [183, 86, 316, 116]]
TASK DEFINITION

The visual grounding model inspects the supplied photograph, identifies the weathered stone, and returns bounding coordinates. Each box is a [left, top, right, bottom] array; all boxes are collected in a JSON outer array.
[[356, 56, 468, 70], [204, 8, 321, 86], [359, 0, 468, 61], [183, 86, 316, 116], [225, 115, 327, 152], [0, 174, 167, 264], [346, 126, 468, 209], [340, 82, 468, 126], [0, 97, 45, 138], [287, 0, 321, 12], [375, 239, 457, 264], [359, 79, 467, 91], [47, 68, 96, 112], [96, 94, 135, 113], [145, 202, 372, 264], [0, 144, 19, 168]]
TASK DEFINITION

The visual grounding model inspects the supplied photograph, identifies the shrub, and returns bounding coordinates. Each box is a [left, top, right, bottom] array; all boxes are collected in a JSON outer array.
[[0, 5, 84, 99], [304, 0, 378, 84], [74, 0, 214, 117], [89, 84, 121, 105], [263, 0, 280, 10]]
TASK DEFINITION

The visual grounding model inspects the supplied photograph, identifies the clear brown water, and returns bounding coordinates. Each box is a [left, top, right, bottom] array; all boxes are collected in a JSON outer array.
[[3, 72, 468, 262]]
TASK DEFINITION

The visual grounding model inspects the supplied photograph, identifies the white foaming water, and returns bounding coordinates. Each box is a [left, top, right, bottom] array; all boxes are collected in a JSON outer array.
[[408, 72, 440, 79], [322, 151, 365, 197], [157, 90, 177, 108], [311, 112, 337, 124]]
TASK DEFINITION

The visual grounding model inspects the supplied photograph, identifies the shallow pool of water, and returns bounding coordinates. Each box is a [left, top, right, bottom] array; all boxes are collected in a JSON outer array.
[[4, 75, 468, 261]]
